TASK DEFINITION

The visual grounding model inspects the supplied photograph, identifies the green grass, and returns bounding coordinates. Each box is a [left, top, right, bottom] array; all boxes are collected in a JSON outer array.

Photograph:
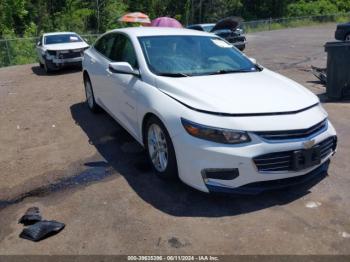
[[243, 13, 350, 33]]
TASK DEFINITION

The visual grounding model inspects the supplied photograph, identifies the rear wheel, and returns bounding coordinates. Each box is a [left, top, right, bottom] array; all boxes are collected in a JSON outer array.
[[144, 116, 178, 179], [84, 76, 100, 113]]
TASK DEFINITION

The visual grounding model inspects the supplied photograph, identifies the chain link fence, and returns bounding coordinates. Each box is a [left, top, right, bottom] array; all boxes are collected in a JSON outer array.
[[241, 12, 350, 33], [1, 13, 349, 68]]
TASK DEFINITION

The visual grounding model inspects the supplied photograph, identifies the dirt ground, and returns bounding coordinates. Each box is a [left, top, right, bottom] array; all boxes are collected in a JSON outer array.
[[0, 23, 349, 255]]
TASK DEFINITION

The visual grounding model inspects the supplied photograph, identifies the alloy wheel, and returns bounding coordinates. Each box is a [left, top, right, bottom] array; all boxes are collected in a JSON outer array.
[[147, 123, 169, 172]]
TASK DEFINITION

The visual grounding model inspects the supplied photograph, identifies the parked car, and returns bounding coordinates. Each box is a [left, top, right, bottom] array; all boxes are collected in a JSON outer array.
[[82, 27, 337, 194], [36, 32, 89, 73], [335, 22, 350, 41], [187, 17, 246, 51]]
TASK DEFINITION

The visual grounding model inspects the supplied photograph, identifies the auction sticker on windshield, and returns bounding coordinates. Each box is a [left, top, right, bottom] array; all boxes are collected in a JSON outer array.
[[211, 39, 233, 48]]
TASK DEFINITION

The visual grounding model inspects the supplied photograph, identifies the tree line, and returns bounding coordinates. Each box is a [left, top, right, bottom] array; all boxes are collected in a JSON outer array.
[[1, 0, 350, 38]]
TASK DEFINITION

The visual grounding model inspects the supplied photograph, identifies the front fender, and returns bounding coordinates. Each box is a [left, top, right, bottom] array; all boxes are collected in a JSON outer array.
[[136, 83, 190, 145]]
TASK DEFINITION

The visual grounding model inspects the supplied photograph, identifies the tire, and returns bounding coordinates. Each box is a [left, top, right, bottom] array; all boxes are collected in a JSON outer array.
[[43, 60, 51, 74], [84, 76, 100, 113], [144, 116, 178, 179], [345, 34, 350, 42]]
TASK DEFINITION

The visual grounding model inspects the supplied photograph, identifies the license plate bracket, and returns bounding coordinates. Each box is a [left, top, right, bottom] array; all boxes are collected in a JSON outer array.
[[293, 146, 321, 171]]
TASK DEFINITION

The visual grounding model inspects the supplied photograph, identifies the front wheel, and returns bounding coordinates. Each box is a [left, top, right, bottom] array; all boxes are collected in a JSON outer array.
[[144, 116, 178, 179], [84, 76, 100, 113], [43, 59, 53, 74]]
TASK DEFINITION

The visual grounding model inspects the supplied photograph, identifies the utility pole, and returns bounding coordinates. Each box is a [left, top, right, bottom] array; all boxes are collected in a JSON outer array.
[[199, 0, 202, 23], [191, 0, 203, 24], [96, 0, 104, 33], [191, 0, 194, 24], [96, 0, 99, 33]]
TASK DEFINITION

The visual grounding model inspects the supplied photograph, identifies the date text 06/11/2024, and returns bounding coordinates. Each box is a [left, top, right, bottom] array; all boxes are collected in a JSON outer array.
[[127, 255, 219, 261]]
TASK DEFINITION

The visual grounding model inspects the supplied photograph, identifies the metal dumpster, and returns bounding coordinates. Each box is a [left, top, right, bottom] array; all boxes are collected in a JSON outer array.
[[325, 41, 350, 99]]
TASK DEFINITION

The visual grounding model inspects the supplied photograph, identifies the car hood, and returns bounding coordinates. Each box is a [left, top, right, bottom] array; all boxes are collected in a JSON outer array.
[[155, 69, 319, 115], [44, 42, 89, 51], [211, 17, 242, 32]]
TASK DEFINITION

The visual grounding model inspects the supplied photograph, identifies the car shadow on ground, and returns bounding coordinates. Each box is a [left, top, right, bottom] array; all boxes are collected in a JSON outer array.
[[70, 102, 327, 218], [31, 65, 82, 76], [317, 93, 350, 103]]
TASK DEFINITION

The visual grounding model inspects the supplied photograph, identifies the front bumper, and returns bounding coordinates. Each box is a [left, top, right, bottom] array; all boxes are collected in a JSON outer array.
[[51, 56, 83, 65], [233, 41, 246, 50], [173, 120, 337, 193], [44, 55, 83, 70], [206, 160, 329, 195]]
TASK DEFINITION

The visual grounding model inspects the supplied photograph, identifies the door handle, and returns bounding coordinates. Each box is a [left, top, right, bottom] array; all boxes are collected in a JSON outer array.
[[90, 58, 96, 64]]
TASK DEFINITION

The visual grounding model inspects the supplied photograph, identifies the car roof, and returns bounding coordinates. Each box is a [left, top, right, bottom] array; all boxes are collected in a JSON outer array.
[[106, 27, 214, 37], [43, 32, 79, 36]]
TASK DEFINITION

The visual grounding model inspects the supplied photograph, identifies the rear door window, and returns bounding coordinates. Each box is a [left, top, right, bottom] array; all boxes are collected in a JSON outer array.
[[94, 33, 116, 58], [109, 34, 138, 68]]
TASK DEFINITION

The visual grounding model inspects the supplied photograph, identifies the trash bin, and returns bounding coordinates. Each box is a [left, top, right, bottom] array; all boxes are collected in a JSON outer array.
[[325, 41, 350, 99]]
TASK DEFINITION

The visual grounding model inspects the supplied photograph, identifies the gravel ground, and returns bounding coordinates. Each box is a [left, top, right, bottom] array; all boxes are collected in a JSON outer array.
[[0, 24, 349, 255]]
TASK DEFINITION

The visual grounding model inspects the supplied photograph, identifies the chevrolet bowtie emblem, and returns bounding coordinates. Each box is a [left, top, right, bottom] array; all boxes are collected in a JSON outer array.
[[303, 139, 315, 149]]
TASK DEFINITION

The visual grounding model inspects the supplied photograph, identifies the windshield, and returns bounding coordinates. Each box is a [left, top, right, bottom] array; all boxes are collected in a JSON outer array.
[[202, 25, 214, 32], [45, 34, 82, 45], [138, 35, 258, 77]]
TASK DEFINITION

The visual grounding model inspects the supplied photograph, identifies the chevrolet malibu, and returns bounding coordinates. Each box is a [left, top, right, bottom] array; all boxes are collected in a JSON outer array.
[[82, 27, 337, 194]]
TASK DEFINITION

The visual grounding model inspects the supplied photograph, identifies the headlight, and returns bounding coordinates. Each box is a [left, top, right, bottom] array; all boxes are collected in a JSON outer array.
[[181, 118, 251, 144], [46, 50, 56, 56]]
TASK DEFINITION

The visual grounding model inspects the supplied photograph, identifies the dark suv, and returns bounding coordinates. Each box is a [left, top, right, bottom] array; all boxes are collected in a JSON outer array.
[[187, 17, 246, 51], [335, 22, 350, 41]]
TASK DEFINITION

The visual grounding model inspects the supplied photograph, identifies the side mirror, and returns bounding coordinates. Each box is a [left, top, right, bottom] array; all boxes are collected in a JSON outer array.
[[109, 62, 139, 77], [84, 38, 89, 43], [249, 57, 257, 64], [37, 41, 41, 46]]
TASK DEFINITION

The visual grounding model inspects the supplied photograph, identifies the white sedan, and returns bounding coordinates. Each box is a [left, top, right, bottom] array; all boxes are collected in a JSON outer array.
[[82, 27, 337, 194], [36, 32, 89, 73]]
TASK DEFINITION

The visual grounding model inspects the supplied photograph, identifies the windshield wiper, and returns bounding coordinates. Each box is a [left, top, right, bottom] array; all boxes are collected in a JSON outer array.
[[158, 72, 190, 77], [207, 69, 253, 75], [255, 64, 264, 71]]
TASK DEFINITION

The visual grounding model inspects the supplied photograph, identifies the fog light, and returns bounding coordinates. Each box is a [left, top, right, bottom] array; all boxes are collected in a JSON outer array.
[[202, 168, 239, 182]]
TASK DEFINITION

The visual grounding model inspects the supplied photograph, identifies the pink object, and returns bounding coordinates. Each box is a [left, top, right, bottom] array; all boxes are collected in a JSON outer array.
[[150, 17, 183, 28]]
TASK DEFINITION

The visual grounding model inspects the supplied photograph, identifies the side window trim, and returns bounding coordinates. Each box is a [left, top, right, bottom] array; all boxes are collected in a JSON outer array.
[[94, 32, 139, 69], [93, 33, 116, 62], [111, 32, 139, 69]]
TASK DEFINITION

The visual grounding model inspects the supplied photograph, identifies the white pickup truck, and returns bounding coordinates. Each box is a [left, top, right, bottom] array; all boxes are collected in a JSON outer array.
[[36, 32, 89, 73]]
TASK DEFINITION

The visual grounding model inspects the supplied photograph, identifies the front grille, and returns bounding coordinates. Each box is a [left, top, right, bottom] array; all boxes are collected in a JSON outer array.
[[319, 136, 337, 159], [227, 36, 246, 43], [255, 119, 327, 141], [47, 50, 57, 56], [216, 31, 233, 38], [59, 50, 82, 59], [253, 136, 336, 172]]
